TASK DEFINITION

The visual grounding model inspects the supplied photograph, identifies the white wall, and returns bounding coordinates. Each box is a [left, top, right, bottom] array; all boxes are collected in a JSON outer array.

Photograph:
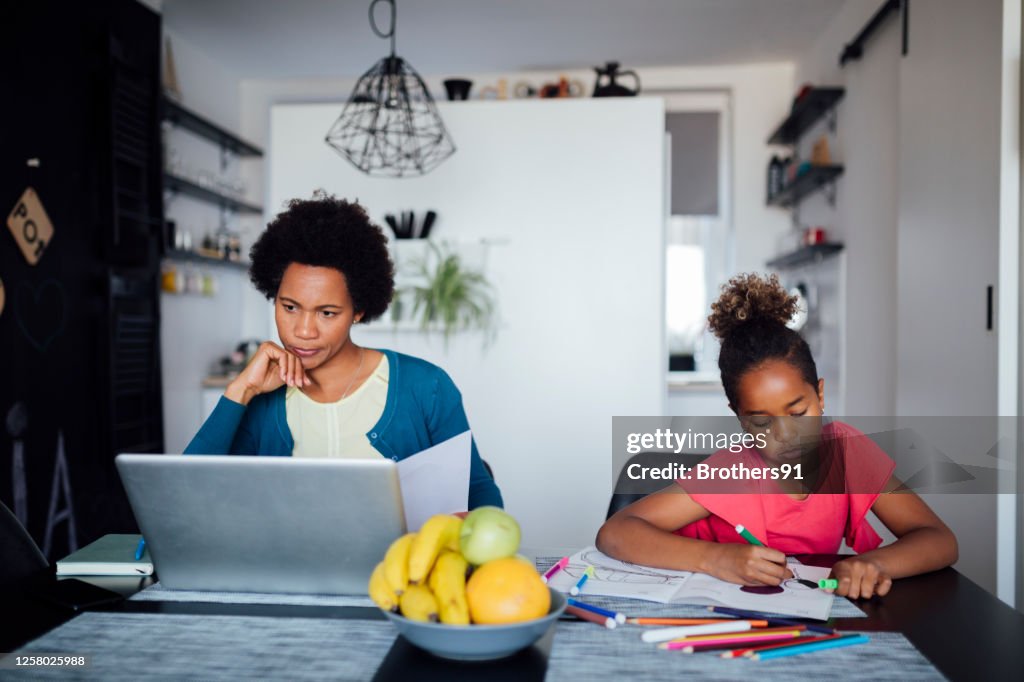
[[271, 99, 666, 548]]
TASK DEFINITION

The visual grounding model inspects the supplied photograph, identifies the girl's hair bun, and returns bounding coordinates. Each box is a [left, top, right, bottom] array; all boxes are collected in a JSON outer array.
[[707, 273, 798, 339]]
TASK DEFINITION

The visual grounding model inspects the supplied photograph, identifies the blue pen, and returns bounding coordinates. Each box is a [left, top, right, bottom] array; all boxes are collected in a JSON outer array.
[[567, 598, 626, 624], [570, 565, 594, 596], [135, 537, 146, 561]]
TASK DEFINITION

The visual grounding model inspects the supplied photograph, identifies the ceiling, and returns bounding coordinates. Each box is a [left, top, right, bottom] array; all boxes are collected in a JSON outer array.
[[161, 0, 846, 80]]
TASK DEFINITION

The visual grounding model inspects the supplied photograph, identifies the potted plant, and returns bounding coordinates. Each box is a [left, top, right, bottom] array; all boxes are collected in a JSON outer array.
[[394, 241, 496, 345]]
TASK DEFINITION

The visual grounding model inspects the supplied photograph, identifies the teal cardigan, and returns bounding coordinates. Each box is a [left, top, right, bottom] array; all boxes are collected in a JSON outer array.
[[184, 349, 503, 509]]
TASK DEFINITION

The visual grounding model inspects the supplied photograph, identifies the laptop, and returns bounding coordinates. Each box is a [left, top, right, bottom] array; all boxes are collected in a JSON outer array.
[[115, 454, 407, 594]]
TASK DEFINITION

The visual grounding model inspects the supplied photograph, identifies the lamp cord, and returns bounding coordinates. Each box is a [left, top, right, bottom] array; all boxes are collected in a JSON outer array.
[[368, 0, 397, 57]]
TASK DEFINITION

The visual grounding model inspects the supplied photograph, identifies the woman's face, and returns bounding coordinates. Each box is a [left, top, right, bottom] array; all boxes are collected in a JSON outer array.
[[274, 263, 362, 372], [733, 359, 825, 466]]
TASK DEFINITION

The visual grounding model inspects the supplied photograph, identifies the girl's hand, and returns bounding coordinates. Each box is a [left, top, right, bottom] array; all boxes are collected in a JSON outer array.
[[708, 543, 793, 586], [830, 556, 892, 600], [224, 341, 309, 405]]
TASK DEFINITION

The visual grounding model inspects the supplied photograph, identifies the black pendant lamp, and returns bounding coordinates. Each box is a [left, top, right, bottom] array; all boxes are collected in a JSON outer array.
[[325, 0, 456, 177]]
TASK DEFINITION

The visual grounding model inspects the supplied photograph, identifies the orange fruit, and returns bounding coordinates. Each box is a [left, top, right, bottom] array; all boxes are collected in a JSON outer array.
[[465, 557, 551, 624]]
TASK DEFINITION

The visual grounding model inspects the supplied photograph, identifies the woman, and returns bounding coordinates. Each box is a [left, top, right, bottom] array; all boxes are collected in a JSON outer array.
[[185, 192, 503, 510], [597, 273, 957, 599]]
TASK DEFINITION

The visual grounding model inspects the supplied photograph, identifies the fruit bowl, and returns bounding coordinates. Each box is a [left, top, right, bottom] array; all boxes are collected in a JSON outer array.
[[381, 588, 566, 661]]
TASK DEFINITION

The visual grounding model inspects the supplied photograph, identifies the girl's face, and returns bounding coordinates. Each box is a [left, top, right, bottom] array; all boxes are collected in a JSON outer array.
[[274, 263, 362, 372], [733, 359, 825, 466]]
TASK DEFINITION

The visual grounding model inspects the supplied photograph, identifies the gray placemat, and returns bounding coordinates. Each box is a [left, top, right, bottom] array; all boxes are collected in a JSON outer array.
[[544, 627, 944, 681], [129, 581, 374, 607], [5, 613, 396, 681], [536, 557, 867, 619]]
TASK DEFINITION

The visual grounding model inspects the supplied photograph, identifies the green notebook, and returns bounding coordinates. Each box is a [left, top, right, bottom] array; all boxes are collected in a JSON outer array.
[[56, 533, 154, 576]]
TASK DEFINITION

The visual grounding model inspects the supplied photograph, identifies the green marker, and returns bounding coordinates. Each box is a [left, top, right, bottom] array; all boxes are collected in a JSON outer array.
[[819, 579, 839, 589], [734, 524, 765, 546]]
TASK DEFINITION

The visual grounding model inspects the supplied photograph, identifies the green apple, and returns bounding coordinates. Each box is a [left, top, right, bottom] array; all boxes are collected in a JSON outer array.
[[459, 506, 521, 565]]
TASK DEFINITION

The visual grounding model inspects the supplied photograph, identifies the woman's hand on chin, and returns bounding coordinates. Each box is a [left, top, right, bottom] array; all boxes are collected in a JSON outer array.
[[225, 341, 310, 405]]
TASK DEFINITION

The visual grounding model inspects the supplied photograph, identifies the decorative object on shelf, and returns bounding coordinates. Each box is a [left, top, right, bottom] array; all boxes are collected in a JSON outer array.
[[513, 81, 538, 98], [811, 135, 831, 165], [592, 61, 640, 97], [803, 226, 827, 246], [384, 210, 438, 239], [396, 241, 496, 344], [767, 164, 844, 209], [325, 0, 455, 177], [162, 38, 182, 103], [7, 186, 54, 266], [443, 79, 473, 101], [539, 76, 585, 99], [477, 79, 508, 100]]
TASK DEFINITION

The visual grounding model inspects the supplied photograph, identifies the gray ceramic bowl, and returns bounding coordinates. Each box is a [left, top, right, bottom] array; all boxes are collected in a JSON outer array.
[[382, 588, 566, 661]]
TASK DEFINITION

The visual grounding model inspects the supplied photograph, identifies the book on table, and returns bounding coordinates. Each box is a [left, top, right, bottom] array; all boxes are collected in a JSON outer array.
[[56, 533, 154, 576]]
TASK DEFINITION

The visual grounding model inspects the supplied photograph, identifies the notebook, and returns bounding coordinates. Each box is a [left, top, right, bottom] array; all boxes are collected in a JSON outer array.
[[546, 547, 835, 621], [56, 533, 154, 576]]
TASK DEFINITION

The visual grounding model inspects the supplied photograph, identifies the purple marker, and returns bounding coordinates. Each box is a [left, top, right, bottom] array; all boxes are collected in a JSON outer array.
[[542, 556, 569, 583]]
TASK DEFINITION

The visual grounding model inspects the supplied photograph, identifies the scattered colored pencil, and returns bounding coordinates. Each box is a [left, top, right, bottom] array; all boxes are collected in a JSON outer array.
[[542, 557, 569, 583], [570, 565, 594, 596], [661, 631, 803, 652], [628, 618, 769, 627], [664, 626, 805, 644], [640, 620, 751, 644], [708, 606, 835, 635], [721, 634, 842, 658], [751, 633, 869, 660], [567, 598, 626, 624], [735, 524, 765, 546], [818, 578, 839, 589], [565, 603, 616, 629]]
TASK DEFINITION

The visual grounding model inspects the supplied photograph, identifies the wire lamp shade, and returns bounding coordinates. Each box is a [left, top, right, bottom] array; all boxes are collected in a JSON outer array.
[[325, 0, 455, 177]]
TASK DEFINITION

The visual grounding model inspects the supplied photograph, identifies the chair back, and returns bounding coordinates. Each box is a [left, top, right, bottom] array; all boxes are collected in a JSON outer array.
[[605, 451, 709, 519]]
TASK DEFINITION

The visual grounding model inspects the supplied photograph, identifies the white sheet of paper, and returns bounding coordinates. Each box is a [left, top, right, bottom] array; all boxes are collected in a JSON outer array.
[[547, 547, 835, 621], [397, 430, 471, 531]]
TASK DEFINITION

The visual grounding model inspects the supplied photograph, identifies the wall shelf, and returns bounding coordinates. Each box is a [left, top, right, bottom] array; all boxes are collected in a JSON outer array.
[[768, 88, 845, 145], [768, 165, 844, 208], [164, 249, 250, 271], [164, 173, 263, 214], [163, 98, 263, 157], [767, 243, 844, 270]]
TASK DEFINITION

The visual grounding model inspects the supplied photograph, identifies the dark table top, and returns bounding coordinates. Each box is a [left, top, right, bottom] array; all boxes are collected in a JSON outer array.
[[2, 554, 1022, 681]]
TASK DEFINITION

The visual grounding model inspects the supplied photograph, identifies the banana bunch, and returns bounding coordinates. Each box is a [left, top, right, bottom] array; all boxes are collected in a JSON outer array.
[[368, 514, 470, 624]]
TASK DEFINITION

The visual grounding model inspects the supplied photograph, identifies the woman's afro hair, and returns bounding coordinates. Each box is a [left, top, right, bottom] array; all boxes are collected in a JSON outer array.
[[248, 191, 395, 323]]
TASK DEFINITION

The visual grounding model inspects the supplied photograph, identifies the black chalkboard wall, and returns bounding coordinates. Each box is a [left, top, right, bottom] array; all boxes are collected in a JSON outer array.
[[0, 0, 164, 559]]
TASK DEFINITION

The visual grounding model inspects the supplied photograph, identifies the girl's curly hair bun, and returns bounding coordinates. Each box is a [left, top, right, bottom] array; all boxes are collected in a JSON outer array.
[[707, 273, 798, 339]]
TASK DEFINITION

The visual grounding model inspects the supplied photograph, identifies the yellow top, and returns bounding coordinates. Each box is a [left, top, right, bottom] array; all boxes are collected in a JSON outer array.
[[286, 354, 388, 459]]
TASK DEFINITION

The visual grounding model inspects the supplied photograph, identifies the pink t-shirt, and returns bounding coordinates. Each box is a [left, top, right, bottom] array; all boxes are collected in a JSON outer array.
[[673, 420, 895, 554]]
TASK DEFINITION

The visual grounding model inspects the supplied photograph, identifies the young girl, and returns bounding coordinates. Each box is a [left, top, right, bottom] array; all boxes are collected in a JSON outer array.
[[185, 192, 502, 510], [597, 273, 957, 599]]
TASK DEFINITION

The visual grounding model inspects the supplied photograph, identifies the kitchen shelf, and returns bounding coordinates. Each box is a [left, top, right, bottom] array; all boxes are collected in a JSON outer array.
[[164, 173, 263, 214], [768, 165, 844, 208], [163, 98, 263, 157], [768, 87, 845, 145], [164, 249, 250, 271], [767, 243, 844, 270]]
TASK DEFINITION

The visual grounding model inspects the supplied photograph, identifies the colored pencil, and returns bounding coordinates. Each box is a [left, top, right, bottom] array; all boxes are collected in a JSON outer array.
[[627, 618, 769, 627], [661, 631, 803, 652], [751, 633, 869, 660], [542, 557, 569, 583], [722, 634, 842, 658], [567, 598, 626, 624], [640, 620, 751, 644], [565, 603, 616, 629], [735, 524, 765, 546], [570, 565, 594, 596], [708, 606, 836, 635], [818, 578, 839, 589], [665, 626, 805, 644]]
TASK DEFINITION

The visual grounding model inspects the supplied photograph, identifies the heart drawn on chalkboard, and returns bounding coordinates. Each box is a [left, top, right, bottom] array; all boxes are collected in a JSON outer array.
[[14, 279, 68, 352]]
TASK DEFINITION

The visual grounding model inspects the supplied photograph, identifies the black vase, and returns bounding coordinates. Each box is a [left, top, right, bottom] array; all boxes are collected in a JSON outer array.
[[443, 79, 472, 101]]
